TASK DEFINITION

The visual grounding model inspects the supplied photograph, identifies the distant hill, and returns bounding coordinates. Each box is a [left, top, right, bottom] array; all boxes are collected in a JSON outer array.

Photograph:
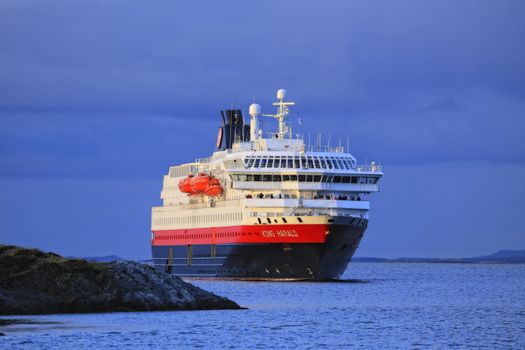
[[465, 250, 525, 263], [353, 250, 525, 264]]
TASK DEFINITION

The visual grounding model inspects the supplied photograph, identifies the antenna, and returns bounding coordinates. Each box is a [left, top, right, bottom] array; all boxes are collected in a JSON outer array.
[[261, 88, 295, 140]]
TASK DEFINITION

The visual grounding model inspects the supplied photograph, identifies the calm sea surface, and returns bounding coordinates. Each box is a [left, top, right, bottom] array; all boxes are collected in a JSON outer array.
[[1, 263, 524, 349]]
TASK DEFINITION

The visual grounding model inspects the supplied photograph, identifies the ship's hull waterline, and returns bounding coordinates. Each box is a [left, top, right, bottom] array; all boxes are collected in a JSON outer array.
[[152, 221, 367, 280]]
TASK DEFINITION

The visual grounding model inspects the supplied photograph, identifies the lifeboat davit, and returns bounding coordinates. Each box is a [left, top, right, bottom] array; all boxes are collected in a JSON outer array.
[[178, 173, 223, 197]]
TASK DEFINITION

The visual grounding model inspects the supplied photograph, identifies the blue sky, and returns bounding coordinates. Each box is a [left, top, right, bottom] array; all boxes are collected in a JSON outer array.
[[1, 0, 524, 259]]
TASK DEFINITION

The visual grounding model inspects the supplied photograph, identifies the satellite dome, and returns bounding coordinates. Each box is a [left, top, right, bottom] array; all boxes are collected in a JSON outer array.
[[249, 103, 261, 117], [277, 89, 287, 100]]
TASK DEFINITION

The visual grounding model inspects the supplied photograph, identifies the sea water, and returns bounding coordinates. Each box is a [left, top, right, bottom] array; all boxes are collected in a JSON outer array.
[[1, 263, 524, 349]]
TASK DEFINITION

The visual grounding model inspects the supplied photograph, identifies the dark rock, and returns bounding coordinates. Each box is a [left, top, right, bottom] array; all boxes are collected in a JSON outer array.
[[0, 245, 241, 315]]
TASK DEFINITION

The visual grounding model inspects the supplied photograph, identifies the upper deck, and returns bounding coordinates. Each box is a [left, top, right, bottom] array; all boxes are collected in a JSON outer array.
[[157, 89, 382, 210]]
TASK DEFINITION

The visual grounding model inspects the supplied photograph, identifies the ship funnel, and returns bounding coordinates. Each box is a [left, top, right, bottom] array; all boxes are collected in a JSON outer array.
[[216, 109, 250, 150]]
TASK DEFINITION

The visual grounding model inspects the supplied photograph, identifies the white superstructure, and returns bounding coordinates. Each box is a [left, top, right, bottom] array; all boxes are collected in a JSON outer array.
[[151, 89, 382, 234]]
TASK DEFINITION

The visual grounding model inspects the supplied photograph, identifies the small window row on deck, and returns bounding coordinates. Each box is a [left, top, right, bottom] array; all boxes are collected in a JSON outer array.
[[230, 173, 379, 184], [156, 231, 259, 240], [155, 212, 242, 226], [243, 155, 356, 170]]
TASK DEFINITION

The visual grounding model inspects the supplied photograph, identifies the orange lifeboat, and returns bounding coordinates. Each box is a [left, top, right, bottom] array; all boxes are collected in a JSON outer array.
[[178, 174, 194, 194], [205, 177, 223, 196], [192, 173, 210, 193], [178, 173, 223, 197]]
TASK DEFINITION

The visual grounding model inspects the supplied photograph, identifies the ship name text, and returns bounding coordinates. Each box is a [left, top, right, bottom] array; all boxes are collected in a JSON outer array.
[[261, 229, 299, 238]]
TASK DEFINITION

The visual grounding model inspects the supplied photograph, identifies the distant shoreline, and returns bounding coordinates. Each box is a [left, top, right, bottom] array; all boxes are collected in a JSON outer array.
[[351, 258, 523, 264], [81, 249, 525, 265], [352, 249, 525, 264]]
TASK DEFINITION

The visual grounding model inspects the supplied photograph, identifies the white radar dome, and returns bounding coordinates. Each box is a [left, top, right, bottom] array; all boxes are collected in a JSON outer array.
[[277, 89, 287, 100], [249, 103, 261, 117]]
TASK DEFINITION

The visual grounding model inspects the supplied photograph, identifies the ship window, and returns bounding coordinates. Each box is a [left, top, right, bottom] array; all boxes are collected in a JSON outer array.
[[351, 176, 358, 183], [297, 217, 303, 223], [306, 156, 314, 169], [325, 175, 333, 183], [272, 174, 281, 182], [293, 157, 300, 168], [298, 175, 306, 182], [290, 175, 297, 181], [253, 174, 262, 181], [312, 157, 319, 169], [313, 175, 322, 182], [266, 157, 274, 168], [319, 157, 327, 168], [283, 174, 291, 182], [332, 157, 341, 169], [254, 157, 261, 167], [246, 157, 255, 168], [267, 218, 272, 224], [333, 176, 342, 183], [246, 174, 253, 181], [342, 176, 351, 183], [287, 157, 294, 168], [262, 174, 272, 182], [259, 157, 267, 168], [300, 156, 307, 168], [305, 174, 313, 182]]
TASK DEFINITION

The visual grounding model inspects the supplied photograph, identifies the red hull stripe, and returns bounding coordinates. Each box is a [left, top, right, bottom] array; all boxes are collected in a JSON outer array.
[[152, 224, 329, 246]]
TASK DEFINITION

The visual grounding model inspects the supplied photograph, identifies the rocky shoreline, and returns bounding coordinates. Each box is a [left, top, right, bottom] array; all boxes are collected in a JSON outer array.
[[0, 245, 241, 315]]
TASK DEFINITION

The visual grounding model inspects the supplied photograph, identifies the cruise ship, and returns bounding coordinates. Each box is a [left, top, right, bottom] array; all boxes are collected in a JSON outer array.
[[151, 89, 382, 280]]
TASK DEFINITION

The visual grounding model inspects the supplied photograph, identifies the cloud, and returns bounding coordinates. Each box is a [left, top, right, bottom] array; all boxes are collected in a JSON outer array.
[[0, 0, 524, 177]]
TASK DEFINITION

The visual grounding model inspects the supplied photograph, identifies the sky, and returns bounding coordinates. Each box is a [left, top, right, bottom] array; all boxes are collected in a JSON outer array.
[[0, 0, 524, 259]]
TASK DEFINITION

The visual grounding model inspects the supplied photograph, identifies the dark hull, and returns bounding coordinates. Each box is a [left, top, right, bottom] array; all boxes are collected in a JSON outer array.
[[152, 221, 366, 280]]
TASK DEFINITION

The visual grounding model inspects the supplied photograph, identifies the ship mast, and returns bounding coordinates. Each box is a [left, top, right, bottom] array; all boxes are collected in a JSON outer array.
[[263, 89, 295, 140]]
